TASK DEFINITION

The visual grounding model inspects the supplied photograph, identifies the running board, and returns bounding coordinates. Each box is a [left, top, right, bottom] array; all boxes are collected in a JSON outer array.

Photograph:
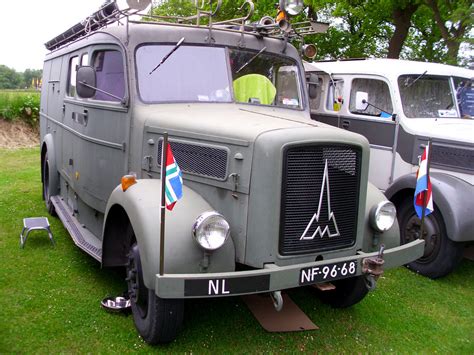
[[51, 196, 102, 261]]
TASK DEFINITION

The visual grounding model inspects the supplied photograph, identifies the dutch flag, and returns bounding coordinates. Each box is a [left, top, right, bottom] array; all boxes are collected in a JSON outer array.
[[414, 144, 434, 218], [164, 144, 183, 211]]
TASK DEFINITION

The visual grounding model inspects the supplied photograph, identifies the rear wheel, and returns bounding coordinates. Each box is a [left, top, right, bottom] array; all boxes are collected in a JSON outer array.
[[42, 152, 56, 216], [398, 197, 464, 279], [316, 276, 369, 308], [126, 243, 184, 344]]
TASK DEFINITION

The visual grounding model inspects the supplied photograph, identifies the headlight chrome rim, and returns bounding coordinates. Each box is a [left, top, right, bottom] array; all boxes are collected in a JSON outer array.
[[192, 211, 230, 251], [370, 201, 397, 233], [280, 0, 304, 16]]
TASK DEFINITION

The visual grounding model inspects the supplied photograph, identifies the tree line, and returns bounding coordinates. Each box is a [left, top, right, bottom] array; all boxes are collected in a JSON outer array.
[[0, 65, 42, 90], [151, 0, 473, 66]]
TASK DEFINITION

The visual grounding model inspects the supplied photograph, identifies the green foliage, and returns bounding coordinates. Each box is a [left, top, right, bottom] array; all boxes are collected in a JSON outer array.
[[0, 90, 40, 126], [0, 66, 42, 90], [0, 65, 23, 89], [1, 148, 473, 352]]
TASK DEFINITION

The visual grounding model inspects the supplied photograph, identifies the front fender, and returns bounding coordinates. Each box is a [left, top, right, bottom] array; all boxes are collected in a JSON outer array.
[[386, 173, 474, 242], [104, 179, 236, 290], [363, 182, 400, 252]]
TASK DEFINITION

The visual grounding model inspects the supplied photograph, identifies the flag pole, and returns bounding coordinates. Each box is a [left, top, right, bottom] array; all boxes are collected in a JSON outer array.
[[159, 133, 168, 276], [419, 138, 432, 240]]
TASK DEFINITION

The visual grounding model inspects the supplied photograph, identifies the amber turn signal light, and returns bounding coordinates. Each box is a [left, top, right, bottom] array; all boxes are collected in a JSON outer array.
[[121, 174, 137, 192]]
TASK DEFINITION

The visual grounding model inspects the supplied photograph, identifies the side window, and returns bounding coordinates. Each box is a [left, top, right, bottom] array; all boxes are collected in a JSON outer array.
[[349, 78, 393, 118], [68, 56, 79, 97], [326, 79, 344, 111], [454, 77, 473, 118], [81, 53, 89, 66], [92, 50, 125, 102]]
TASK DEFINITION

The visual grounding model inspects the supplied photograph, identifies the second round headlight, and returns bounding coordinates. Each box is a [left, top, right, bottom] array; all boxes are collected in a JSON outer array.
[[280, 0, 304, 16], [192, 211, 230, 251], [370, 201, 397, 232]]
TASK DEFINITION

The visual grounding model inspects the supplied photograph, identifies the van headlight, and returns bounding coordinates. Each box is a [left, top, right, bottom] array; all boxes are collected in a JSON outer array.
[[280, 0, 304, 16], [370, 201, 396, 232], [192, 211, 230, 251]]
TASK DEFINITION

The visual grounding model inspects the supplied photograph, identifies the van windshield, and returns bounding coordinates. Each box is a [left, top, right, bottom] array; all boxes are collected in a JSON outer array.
[[136, 45, 302, 109], [398, 75, 471, 119]]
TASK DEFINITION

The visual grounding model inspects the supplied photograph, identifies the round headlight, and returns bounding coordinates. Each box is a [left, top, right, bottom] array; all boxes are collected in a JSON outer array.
[[370, 201, 396, 233], [192, 211, 230, 251], [280, 0, 304, 16], [302, 44, 317, 59]]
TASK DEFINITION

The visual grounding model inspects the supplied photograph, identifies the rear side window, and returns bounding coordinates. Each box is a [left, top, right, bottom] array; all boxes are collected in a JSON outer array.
[[68, 56, 79, 97], [92, 50, 125, 102], [326, 79, 344, 111]]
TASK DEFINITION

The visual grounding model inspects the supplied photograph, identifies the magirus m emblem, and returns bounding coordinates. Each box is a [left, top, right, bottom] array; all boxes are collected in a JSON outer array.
[[300, 160, 340, 240]]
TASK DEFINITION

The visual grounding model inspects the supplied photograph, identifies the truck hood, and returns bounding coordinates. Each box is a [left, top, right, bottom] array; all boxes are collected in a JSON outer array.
[[135, 103, 322, 143], [403, 118, 474, 144]]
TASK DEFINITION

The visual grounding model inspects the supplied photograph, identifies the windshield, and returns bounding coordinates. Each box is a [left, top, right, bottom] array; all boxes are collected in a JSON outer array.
[[137, 45, 231, 103], [229, 48, 302, 109], [136, 45, 303, 109], [398, 75, 465, 118]]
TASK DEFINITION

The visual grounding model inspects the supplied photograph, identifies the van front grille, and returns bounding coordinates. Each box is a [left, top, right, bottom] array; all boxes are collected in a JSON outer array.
[[280, 145, 361, 255]]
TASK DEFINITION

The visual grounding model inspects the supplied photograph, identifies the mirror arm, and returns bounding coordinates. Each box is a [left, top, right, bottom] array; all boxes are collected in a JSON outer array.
[[362, 99, 391, 115], [79, 81, 124, 102]]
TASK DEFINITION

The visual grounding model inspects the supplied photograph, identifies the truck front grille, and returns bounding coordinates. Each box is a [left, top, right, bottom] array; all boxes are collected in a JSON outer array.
[[431, 144, 474, 172], [280, 145, 361, 255]]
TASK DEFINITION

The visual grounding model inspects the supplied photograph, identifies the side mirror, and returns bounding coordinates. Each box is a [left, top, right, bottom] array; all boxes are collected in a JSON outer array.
[[355, 91, 369, 111], [76, 66, 96, 99], [308, 73, 320, 99]]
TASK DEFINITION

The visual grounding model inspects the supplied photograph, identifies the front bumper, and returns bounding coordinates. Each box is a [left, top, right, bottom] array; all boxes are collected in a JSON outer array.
[[155, 239, 424, 299]]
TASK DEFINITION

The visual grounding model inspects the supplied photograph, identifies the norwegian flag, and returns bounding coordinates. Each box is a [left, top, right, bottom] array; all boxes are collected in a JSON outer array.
[[164, 144, 183, 211], [414, 144, 433, 218]]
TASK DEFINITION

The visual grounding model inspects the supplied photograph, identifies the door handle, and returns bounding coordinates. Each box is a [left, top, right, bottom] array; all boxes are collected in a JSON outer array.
[[341, 120, 350, 129]]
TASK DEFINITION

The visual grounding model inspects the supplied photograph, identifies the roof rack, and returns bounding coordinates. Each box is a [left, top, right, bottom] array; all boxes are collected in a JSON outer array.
[[45, 0, 329, 51]]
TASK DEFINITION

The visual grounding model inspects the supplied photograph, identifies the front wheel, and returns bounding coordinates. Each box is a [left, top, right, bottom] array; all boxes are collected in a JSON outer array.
[[315, 276, 369, 308], [126, 243, 184, 344], [398, 197, 464, 279]]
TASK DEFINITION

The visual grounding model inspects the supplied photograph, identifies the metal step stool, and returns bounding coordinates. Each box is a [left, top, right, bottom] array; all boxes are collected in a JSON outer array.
[[20, 217, 55, 248]]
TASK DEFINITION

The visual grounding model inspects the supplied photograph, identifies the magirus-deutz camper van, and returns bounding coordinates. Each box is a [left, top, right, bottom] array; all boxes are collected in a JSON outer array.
[[40, 0, 423, 343], [305, 59, 473, 279]]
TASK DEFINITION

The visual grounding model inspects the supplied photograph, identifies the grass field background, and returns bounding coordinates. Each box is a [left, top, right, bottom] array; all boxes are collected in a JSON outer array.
[[0, 148, 473, 353]]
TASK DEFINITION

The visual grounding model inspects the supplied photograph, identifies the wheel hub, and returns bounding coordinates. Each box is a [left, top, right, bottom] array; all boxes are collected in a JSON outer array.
[[126, 244, 149, 317], [404, 214, 440, 262]]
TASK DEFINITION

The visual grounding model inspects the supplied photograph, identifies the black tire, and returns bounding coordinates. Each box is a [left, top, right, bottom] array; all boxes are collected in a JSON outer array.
[[126, 243, 184, 344], [398, 197, 464, 279], [42, 152, 56, 216], [316, 276, 369, 308]]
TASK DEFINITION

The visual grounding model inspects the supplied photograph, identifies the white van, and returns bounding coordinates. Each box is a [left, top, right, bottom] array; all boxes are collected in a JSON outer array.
[[305, 59, 473, 278]]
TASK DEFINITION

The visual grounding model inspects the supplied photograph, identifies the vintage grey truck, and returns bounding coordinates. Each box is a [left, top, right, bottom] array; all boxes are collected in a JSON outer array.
[[305, 59, 473, 279], [40, 0, 424, 344]]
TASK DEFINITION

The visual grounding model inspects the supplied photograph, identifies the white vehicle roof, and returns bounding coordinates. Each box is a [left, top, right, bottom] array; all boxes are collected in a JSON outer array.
[[304, 59, 474, 79]]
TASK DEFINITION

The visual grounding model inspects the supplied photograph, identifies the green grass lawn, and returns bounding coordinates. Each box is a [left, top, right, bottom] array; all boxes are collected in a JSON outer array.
[[1, 148, 473, 353]]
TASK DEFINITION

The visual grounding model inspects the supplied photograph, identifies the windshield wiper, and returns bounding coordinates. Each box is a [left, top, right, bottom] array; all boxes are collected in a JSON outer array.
[[406, 70, 428, 88], [149, 37, 185, 75], [236, 47, 267, 74]]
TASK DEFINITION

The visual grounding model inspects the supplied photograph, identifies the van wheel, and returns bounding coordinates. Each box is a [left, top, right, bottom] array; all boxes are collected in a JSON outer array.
[[316, 276, 369, 308], [398, 198, 464, 279], [42, 152, 56, 216], [126, 243, 183, 344]]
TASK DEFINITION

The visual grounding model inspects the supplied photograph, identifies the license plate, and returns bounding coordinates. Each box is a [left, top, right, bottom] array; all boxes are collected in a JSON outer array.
[[299, 261, 358, 285]]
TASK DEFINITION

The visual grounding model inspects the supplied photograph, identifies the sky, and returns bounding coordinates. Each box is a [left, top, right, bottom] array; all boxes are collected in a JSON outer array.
[[0, 0, 136, 72]]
